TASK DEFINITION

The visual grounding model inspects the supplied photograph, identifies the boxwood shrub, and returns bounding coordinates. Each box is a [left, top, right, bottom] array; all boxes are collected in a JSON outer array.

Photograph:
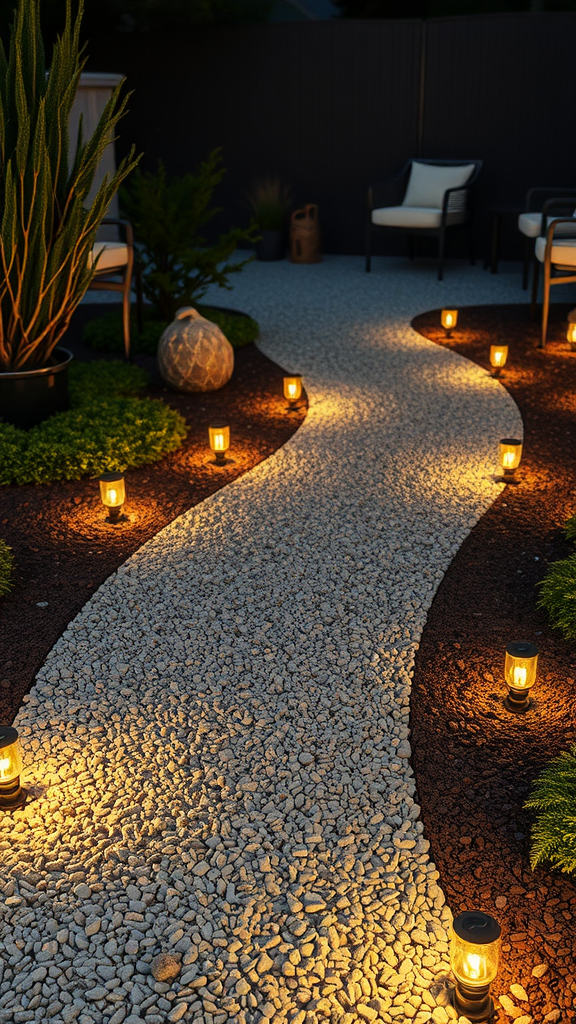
[[0, 361, 187, 486], [0, 540, 14, 597], [83, 305, 259, 355]]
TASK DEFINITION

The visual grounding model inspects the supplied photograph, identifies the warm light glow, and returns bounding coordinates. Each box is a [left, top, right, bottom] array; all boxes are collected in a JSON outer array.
[[283, 375, 303, 404], [498, 438, 522, 474], [451, 912, 501, 994], [490, 345, 508, 369], [0, 731, 23, 784], [567, 323, 576, 347], [99, 473, 125, 509], [209, 424, 230, 459], [505, 642, 538, 703], [441, 309, 458, 331]]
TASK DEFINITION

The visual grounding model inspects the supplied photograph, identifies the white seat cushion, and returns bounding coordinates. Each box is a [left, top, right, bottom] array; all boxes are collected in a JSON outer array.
[[535, 236, 576, 267], [372, 205, 466, 229], [89, 241, 129, 272], [402, 162, 475, 208], [518, 211, 576, 238]]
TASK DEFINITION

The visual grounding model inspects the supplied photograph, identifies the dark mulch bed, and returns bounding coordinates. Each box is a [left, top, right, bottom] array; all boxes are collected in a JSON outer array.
[[0, 304, 306, 724], [411, 302, 576, 1021]]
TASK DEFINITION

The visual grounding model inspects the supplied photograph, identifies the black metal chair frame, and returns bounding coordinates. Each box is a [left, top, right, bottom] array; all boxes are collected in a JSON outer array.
[[366, 158, 483, 282], [87, 218, 139, 362], [520, 186, 576, 290], [530, 197, 576, 348]]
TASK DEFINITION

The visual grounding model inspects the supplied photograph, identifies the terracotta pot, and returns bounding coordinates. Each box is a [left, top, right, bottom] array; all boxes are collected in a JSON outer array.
[[0, 348, 73, 429], [157, 308, 234, 393]]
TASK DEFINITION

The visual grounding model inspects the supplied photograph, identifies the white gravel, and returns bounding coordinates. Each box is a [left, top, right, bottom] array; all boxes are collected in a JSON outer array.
[[2, 258, 526, 1024]]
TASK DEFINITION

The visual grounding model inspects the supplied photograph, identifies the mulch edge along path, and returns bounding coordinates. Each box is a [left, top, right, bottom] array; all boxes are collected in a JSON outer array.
[[411, 302, 576, 1024], [0, 304, 307, 725]]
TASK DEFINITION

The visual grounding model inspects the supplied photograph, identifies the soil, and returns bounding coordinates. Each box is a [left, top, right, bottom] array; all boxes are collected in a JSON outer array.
[[0, 303, 306, 725], [411, 302, 576, 1022]]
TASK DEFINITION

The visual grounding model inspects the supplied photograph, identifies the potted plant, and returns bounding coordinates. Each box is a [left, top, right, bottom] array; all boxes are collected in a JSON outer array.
[[0, 0, 139, 429], [246, 178, 292, 261]]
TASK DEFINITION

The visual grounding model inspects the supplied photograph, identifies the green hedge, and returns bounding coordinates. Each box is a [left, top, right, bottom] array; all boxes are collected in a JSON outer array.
[[0, 361, 187, 486], [0, 540, 14, 597], [83, 305, 259, 356], [525, 745, 576, 876]]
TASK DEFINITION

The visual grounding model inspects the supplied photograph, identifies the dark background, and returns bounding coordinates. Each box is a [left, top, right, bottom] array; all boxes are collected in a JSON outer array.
[[83, 14, 576, 257]]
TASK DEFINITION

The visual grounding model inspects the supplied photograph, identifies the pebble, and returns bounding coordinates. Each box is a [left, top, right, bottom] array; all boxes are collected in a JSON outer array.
[[150, 954, 180, 982], [2, 259, 523, 1023]]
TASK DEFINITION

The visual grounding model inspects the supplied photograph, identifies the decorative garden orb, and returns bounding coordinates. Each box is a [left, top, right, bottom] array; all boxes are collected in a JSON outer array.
[[157, 307, 234, 392]]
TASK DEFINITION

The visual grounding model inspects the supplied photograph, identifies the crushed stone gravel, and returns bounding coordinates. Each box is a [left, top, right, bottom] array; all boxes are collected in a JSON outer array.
[[2, 258, 528, 1024]]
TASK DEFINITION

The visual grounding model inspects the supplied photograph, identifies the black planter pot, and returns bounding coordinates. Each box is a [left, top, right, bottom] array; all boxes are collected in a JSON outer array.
[[0, 347, 73, 429], [256, 230, 285, 262]]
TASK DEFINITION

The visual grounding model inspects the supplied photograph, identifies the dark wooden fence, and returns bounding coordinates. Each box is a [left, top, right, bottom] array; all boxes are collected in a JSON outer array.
[[87, 14, 576, 258]]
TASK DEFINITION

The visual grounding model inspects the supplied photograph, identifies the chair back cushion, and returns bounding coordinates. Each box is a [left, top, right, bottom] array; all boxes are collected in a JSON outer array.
[[89, 241, 129, 273], [403, 162, 475, 208]]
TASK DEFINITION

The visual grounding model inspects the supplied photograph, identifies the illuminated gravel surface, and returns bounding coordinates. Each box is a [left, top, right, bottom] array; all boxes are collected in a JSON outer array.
[[2, 259, 524, 1024]]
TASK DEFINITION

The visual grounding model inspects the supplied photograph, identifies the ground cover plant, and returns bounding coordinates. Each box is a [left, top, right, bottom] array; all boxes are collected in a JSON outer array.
[[0, 540, 13, 597], [0, 361, 187, 485], [525, 745, 576, 876], [83, 304, 259, 355], [120, 152, 258, 321], [0, 0, 139, 371]]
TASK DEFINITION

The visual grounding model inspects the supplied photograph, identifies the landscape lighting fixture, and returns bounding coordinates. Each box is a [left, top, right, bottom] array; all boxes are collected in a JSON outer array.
[[504, 641, 539, 713], [99, 472, 126, 523], [451, 910, 501, 1022], [441, 309, 458, 337], [498, 438, 522, 483], [489, 345, 508, 374], [283, 374, 303, 408], [0, 726, 27, 811], [567, 322, 576, 351], [209, 423, 230, 464]]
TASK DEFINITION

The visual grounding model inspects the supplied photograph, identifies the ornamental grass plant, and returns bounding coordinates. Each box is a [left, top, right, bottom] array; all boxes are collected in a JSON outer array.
[[246, 177, 292, 231], [0, 540, 14, 597], [525, 745, 576, 876], [0, 0, 139, 371]]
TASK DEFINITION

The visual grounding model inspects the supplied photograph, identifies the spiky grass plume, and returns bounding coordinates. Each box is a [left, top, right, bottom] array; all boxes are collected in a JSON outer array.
[[537, 554, 576, 642], [0, 0, 140, 371], [0, 539, 14, 597], [525, 746, 576, 875]]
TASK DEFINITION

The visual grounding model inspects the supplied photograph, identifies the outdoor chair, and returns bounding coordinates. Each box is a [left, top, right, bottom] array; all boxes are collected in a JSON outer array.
[[366, 158, 482, 281], [87, 218, 135, 361], [518, 187, 576, 290], [531, 198, 576, 348]]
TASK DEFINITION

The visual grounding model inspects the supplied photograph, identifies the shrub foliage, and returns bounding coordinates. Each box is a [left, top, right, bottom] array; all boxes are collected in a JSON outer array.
[[83, 305, 259, 355], [120, 153, 258, 320], [0, 539, 14, 597], [525, 745, 576, 876], [537, 554, 576, 642], [0, 361, 187, 485]]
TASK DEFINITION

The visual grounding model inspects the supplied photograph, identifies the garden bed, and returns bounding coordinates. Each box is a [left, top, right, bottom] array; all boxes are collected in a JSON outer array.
[[411, 302, 576, 1022], [0, 304, 306, 724]]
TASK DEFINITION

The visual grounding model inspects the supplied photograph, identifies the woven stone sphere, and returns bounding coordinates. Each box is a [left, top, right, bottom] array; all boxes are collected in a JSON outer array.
[[157, 307, 234, 392]]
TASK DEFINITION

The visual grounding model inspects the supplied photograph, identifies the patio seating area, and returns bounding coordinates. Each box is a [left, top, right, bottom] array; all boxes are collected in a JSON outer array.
[[4, 258, 575, 1023]]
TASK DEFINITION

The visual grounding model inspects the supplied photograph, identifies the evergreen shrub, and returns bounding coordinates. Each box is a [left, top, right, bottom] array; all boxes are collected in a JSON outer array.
[[525, 745, 576, 876], [0, 540, 13, 597], [0, 361, 187, 485]]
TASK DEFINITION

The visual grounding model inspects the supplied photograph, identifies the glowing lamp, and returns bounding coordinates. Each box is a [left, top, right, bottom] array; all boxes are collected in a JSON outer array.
[[99, 473, 125, 523], [489, 345, 508, 374], [498, 438, 522, 482], [209, 423, 230, 464], [504, 641, 539, 713], [441, 309, 458, 337], [451, 911, 501, 1022], [283, 374, 303, 408], [0, 726, 27, 811], [567, 323, 576, 351]]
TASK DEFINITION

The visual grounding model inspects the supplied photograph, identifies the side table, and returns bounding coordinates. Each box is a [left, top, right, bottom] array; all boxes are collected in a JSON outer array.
[[484, 206, 523, 274]]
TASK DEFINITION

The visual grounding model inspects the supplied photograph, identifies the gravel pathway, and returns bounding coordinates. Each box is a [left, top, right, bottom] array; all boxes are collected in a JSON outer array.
[[2, 259, 526, 1024]]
